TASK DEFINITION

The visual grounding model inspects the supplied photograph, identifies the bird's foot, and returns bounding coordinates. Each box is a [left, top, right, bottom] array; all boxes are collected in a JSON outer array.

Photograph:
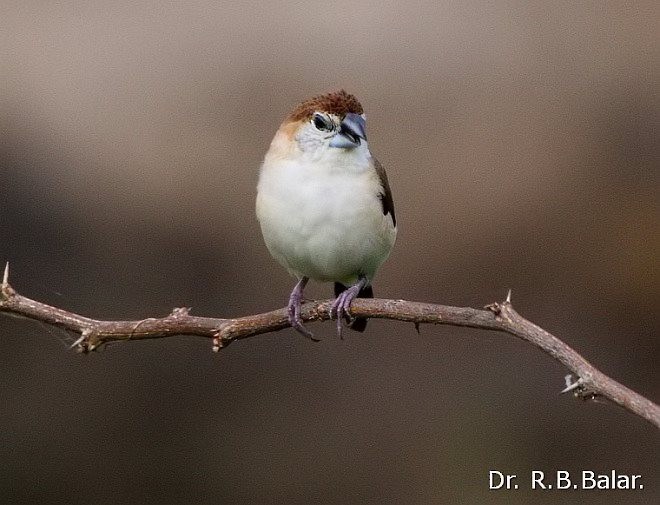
[[287, 277, 319, 342], [330, 276, 367, 339]]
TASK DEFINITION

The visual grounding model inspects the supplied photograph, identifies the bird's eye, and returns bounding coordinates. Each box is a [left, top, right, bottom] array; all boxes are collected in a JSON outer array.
[[312, 113, 332, 132]]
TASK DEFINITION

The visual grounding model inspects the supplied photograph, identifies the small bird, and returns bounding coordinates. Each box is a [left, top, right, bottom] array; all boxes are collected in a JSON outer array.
[[256, 90, 396, 339]]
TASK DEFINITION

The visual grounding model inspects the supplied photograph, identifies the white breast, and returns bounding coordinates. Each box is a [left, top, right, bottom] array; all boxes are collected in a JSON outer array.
[[256, 147, 396, 285]]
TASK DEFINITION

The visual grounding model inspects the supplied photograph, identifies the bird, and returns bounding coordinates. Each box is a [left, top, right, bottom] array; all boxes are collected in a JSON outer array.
[[256, 90, 396, 339]]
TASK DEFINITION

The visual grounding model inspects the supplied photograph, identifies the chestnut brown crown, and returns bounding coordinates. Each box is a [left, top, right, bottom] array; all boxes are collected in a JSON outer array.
[[287, 90, 364, 122]]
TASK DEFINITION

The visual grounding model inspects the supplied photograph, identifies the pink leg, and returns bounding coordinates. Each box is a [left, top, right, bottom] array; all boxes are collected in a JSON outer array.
[[287, 277, 319, 341], [330, 276, 368, 338]]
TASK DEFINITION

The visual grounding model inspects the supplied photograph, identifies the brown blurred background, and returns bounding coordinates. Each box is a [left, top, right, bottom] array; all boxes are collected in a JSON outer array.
[[1, 1, 658, 504]]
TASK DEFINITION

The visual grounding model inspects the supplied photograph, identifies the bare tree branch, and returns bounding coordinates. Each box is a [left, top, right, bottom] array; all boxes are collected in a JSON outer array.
[[1, 264, 658, 428]]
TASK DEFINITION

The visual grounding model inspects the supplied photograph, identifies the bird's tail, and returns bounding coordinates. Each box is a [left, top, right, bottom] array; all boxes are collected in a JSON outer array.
[[334, 282, 373, 332]]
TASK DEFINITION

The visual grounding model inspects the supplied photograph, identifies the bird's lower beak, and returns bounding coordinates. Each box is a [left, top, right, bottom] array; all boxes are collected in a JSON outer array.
[[329, 112, 367, 149]]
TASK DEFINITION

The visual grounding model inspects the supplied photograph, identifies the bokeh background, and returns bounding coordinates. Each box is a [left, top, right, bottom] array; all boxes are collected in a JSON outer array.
[[1, 1, 658, 504]]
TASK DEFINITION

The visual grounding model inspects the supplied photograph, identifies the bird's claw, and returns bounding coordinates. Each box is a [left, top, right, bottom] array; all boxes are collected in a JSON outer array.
[[290, 315, 319, 341], [287, 288, 320, 342], [330, 286, 360, 339]]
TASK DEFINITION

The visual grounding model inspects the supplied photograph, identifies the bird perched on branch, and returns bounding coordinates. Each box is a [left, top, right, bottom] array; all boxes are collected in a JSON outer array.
[[256, 90, 396, 339]]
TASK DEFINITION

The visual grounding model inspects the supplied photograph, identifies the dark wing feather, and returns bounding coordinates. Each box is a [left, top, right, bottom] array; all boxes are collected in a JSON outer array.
[[372, 157, 396, 227]]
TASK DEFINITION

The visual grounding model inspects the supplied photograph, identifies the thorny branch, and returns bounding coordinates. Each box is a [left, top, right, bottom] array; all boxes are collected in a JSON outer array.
[[1, 263, 658, 428]]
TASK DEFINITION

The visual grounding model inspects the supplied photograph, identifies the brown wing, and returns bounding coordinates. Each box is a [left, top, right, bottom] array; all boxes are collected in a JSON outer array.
[[373, 157, 396, 227]]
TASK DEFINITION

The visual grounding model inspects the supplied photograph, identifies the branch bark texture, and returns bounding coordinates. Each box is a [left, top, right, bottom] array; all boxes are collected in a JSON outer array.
[[1, 270, 658, 428]]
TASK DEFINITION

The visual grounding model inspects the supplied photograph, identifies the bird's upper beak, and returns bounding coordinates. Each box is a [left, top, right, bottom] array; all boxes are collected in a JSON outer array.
[[329, 112, 367, 149]]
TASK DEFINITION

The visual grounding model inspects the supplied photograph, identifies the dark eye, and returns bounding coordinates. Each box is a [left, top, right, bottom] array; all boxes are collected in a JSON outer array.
[[312, 113, 332, 132]]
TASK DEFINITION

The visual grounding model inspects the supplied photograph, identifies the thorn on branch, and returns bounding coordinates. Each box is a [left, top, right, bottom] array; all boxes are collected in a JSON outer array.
[[485, 302, 500, 314], [212, 332, 227, 352], [70, 328, 94, 353], [170, 307, 191, 317], [561, 374, 599, 401], [1, 262, 14, 301], [561, 374, 583, 393], [485, 290, 514, 318]]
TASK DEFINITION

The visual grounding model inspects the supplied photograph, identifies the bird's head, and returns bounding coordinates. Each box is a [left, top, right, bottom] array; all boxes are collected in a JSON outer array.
[[267, 90, 368, 162]]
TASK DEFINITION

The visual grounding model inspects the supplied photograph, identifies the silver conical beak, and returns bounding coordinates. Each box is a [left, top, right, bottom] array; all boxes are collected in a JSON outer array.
[[329, 113, 366, 149]]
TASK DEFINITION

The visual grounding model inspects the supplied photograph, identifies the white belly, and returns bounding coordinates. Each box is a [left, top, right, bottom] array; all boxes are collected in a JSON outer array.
[[256, 157, 396, 285]]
